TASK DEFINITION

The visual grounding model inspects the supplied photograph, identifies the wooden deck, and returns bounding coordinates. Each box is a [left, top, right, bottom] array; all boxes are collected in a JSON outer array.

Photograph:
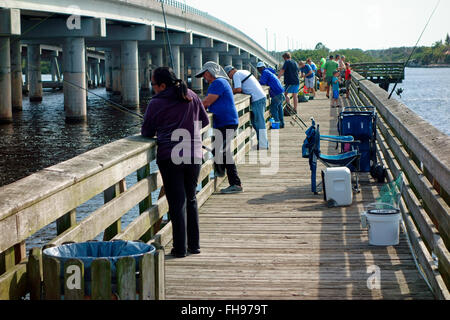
[[164, 92, 434, 300]]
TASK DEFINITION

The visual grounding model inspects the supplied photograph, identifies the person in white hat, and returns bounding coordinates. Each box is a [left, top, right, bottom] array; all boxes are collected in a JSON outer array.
[[224, 65, 269, 150], [195, 61, 243, 194], [257, 61, 277, 75]]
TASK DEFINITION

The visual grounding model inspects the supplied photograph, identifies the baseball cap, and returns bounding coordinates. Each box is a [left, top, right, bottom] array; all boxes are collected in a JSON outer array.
[[256, 61, 266, 68], [224, 65, 234, 75], [195, 61, 229, 79]]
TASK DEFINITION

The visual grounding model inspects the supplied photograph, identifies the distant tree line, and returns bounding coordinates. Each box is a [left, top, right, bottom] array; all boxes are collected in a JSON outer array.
[[284, 34, 450, 66]]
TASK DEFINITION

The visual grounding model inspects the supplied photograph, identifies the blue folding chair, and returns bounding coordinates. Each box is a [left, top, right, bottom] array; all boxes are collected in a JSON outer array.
[[303, 119, 361, 194]]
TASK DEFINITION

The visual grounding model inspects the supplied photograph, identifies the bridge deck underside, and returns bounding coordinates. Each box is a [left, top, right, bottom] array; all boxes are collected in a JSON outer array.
[[164, 92, 433, 300]]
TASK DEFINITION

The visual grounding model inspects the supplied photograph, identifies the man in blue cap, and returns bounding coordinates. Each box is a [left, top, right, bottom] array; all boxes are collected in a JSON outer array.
[[257, 62, 285, 129]]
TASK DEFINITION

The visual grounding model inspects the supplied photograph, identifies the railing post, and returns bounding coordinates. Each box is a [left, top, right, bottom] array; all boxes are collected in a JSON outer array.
[[154, 247, 165, 300], [137, 165, 156, 242], [27, 247, 43, 300], [103, 179, 127, 240], [0, 246, 15, 275]]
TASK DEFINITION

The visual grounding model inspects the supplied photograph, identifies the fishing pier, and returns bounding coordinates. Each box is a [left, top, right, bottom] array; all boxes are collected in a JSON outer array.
[[1, 71, 449, 299], [0, 0, 449, 301]]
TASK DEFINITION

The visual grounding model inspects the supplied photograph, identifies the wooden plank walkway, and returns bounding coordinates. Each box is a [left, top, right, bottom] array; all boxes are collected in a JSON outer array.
[[164, 91, 434, 300]]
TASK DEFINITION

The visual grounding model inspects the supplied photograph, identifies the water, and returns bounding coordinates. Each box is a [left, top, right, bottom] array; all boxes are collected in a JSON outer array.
[[396, 68, 450, 136]]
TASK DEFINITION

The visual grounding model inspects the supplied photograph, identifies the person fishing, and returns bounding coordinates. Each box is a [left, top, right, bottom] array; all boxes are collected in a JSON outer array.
[[197, 62, 244, 194], [141, 67, 210, 258]]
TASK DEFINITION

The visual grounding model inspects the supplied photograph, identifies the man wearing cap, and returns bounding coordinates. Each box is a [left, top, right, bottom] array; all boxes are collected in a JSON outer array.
[[195, 61, 243, 194], [257, 61, 285, 129], [224, 65, 269, 150]]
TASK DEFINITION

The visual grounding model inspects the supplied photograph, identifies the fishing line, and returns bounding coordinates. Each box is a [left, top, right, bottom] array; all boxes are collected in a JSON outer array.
[[388, 0, 440, 99], [63, 78, 145, 119]]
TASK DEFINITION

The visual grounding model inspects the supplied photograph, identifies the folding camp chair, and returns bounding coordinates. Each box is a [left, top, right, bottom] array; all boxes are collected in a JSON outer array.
[[303, 119, 361, 194]]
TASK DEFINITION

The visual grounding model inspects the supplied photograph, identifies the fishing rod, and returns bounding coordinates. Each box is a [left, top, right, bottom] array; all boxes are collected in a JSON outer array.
[[160, 0, 175, 70], [388, 0, 440, 99], [65, 77, 215, 152]]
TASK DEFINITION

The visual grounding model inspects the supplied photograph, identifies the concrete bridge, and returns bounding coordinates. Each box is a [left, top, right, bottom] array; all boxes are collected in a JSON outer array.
[[0, 0, 278, 123]]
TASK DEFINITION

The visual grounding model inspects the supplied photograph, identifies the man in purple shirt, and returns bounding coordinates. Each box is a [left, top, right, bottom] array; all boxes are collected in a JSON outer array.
[[141, 67, 209, 258]]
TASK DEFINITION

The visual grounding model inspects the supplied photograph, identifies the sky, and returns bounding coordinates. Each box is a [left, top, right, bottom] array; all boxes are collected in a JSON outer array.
[[183, 0, 450, 51]]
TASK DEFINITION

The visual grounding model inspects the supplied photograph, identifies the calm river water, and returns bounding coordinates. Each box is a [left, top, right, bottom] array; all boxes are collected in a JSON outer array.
[[0, 68, 448, 248]]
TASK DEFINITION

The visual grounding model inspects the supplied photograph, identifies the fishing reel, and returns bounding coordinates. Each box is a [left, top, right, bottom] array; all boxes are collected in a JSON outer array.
[[396, 88, 404, 98]]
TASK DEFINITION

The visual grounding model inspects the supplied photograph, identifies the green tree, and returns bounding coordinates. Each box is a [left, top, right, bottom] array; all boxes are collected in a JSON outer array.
[[314, 42, 329, 51], [445, 33, 450, 46]]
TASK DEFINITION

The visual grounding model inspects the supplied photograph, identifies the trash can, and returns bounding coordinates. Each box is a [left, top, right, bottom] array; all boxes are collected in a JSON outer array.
[[42, 240, 157, 299]]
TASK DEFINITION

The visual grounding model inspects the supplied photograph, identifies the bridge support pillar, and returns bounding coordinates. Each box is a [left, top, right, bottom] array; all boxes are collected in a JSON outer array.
[[93, 59, 101, 88], [190, 47, 203, 94], [10, 39, 22, 111], [27, 44, 42, 102], [50, 51, 57, 82], [63, 37, 87, 123], [105, 51, 112, 91], [220, 55, 232, 68], [0, 37, 12, 123], [233, 58, 243, 70], [152, 47, 163, 68], [121, 40, 139, 107], [180, 51, 185, 83], [140, 51, 151, 91], [112, 47, 121, 95], [207, 51, 219, 64], [172, 45, 181, 78]]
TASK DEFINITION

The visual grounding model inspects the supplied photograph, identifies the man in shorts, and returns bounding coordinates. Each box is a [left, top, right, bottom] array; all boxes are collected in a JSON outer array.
[[323, 55, 338, 99], [278, 52, 300, 111], [299, 61, 315, 98]]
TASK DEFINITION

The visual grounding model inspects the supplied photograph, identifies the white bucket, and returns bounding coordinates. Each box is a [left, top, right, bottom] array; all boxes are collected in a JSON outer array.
[[363, 209, 402, 246]]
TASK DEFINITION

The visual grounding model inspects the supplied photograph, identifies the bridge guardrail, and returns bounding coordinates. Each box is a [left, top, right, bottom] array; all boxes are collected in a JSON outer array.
[[349, 72, 450, 300], [0, 87, 271, 299]]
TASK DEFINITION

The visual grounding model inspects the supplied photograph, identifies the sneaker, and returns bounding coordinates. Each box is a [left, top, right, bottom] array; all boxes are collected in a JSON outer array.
[[220, 185, 243, 194]]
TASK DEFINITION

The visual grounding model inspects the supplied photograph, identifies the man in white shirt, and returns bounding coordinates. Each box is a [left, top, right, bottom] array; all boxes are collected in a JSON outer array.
[[224, 65, 269, 150]]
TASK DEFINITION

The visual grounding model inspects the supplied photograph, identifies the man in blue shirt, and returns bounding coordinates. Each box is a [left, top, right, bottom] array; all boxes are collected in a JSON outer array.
[[299, 61, 316, 98], [278, 52, 299, 111], [257, 62, 285, 128], [196, 62, 243, 194]]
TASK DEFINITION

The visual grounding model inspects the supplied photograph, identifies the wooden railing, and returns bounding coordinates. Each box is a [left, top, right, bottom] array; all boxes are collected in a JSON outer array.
[[351, 63, 405, 84], [0, 88, 271, 299], [349, 72, 450, 300]]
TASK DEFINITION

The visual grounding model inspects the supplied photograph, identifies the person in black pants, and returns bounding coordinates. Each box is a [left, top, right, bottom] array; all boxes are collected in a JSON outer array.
[[214, 124, 241, 188], [196, 61, 243, 194], [141, 67, 210, 258]]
